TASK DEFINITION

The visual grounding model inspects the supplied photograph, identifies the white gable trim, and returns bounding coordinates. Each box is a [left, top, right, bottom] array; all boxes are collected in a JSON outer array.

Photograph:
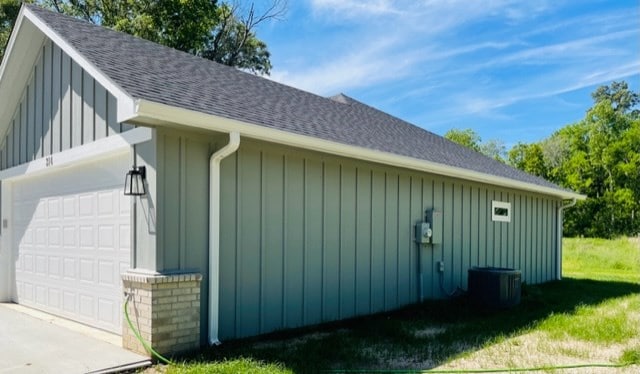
[[21, 7, 136, 121], [0, 4, 27, 79], [132, 99, 586, 200], [0, 5, 137, 138], [0, 7, 44, 133]]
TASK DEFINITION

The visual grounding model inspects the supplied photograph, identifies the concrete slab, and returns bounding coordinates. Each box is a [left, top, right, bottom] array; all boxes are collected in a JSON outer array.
[[0, 303, 151, 374]]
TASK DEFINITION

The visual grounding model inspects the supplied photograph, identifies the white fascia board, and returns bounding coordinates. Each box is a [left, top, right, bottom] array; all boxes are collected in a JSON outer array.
[[0, 127, 151, 181], [134, 99, 586, 200], [0, 7, 44, 134], [21, 7, 137, 121], [0, 6, 28, 83]]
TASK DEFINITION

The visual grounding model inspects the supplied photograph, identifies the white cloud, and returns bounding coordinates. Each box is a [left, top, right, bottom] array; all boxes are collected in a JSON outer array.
[[310, 0, 404, 18], [271, 0, 568, 94], [450, 61, 640, 119], [269, 38, 520, 95], [269, 0, 639, 131], [270, 37, 421, 94], [492, 30, 638, 66]]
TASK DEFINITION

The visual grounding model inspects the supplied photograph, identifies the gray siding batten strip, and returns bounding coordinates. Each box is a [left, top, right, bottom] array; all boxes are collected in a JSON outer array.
[[61, 52, 71, 151], [20, 96, 26, 164], [51, 43, 61, 154]]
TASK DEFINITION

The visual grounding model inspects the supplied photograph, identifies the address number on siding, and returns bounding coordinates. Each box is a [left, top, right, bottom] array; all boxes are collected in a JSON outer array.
[[46, 156, 53, 167]]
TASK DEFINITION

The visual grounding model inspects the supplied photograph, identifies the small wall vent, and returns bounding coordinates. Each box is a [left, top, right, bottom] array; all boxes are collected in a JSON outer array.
[[468, 267, 521, 308]]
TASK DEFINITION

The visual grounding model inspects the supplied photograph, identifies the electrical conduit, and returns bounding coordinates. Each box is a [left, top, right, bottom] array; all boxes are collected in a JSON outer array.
[[208, 132, 240, 345]]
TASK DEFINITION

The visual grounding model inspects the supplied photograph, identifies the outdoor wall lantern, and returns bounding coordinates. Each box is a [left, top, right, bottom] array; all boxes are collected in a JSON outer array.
[[124, 166, 146, 196]]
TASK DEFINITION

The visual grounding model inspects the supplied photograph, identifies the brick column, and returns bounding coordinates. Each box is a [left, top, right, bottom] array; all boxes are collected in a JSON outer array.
[[122, 272, 202, 356]]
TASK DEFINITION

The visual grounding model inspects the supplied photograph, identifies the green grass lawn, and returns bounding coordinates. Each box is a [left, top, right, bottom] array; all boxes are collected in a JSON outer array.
[[563, 237, 640, 282], [151, 237, 640, 373]]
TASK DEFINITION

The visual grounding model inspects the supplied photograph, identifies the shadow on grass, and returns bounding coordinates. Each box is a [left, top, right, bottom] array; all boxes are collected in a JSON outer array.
[[178, 277, 640, 372]]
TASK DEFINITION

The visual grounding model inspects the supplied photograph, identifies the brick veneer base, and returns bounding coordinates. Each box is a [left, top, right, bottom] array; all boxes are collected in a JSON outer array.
[[122, 271, 202, 356]]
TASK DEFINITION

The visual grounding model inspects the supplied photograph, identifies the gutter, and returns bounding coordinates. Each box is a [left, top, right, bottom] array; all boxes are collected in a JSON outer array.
[[132, 100, 586, 201], [556, 198, 577, 280], [208, 132, 240, 345]]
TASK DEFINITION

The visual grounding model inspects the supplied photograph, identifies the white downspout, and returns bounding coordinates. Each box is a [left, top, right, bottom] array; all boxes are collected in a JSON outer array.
[[209, 132, 240, 345], [556, 198, 577, 280]]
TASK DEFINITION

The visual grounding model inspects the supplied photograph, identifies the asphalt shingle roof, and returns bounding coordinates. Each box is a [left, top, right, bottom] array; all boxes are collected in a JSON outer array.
[[26, 4, 569, 192]]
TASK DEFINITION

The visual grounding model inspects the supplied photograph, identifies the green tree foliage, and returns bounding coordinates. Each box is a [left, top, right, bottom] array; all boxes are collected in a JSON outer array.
[[0, 0, 33, 62], [444, 128, 481, 151], [508, 142, 548, 178], [507, 81, 640, 238], [444, 128, 506, 162], [592, 81, 640, 117], [2, 0, 282, 75]]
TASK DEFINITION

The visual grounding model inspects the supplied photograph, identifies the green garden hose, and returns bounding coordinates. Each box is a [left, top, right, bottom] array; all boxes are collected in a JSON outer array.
[[124, 295, 173, 365]]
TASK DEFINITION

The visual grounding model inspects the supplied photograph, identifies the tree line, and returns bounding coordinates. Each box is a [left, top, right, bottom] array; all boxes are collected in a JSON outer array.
[[1, 0, 284, 75], [446, 81, 640, 238]]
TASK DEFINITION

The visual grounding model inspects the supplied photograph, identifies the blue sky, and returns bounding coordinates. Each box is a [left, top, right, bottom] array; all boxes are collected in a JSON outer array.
[[257, 0, 640, 148]]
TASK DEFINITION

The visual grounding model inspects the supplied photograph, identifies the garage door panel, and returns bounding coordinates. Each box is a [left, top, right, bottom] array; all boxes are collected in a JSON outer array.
[[79, 258, 94, 282], [63, 258, 76, 279], [79, 294, 95, 318], [63, 196, 76, 217], [35, 285, 46, 305], [48, 198, 61, 219], [49, 257, 61, 277], [49, 288, 61, 309], [119, 225, 130, 250], [35, 227, 46, 245], [98, 224, 115, 249], [79, 194, 95, 216], [35, 255, 47, 275], [98, 261, 115, 285], [63, 291, 75, 312], [63, 226, 76, 246], [12, 153, 130, 334], [98, 298, 116, 323]]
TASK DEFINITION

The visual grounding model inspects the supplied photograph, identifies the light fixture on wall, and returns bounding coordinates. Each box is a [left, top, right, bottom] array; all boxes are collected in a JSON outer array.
[[124, 166, 146, 196]]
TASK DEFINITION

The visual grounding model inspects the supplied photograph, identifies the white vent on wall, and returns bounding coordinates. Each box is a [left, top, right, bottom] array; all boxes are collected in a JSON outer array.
[[492, 200, 511, 223]]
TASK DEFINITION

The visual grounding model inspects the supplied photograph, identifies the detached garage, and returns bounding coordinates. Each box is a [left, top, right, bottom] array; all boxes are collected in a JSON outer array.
[[0, 4, 584, 356]]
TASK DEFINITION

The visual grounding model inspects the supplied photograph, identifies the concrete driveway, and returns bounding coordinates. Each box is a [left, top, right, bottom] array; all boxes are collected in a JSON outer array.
[[0, 303, 151, 373]]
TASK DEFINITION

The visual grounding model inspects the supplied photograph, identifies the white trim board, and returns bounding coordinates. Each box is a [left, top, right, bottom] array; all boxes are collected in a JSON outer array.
[[0, 127, 152, 181]]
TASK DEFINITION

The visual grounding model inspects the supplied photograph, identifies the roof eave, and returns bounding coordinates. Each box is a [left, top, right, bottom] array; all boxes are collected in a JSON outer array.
[[130, 99, 586, 201]]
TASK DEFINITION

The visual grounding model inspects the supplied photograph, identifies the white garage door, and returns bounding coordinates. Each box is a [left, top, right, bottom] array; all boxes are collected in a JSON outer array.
[[11, 153, 130, 334]]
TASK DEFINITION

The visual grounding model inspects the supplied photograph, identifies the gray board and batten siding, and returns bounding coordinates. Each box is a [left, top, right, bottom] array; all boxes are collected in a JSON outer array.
[[140, 128, 561, 341], [133, 127, 222, 345], [0, 39, 133, 171], [214, 138, 560, 339]]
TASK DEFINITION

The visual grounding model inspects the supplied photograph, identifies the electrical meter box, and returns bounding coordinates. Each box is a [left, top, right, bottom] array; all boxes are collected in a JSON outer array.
[[415, 222, 432, 244], [426, 209, 442, 244]]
